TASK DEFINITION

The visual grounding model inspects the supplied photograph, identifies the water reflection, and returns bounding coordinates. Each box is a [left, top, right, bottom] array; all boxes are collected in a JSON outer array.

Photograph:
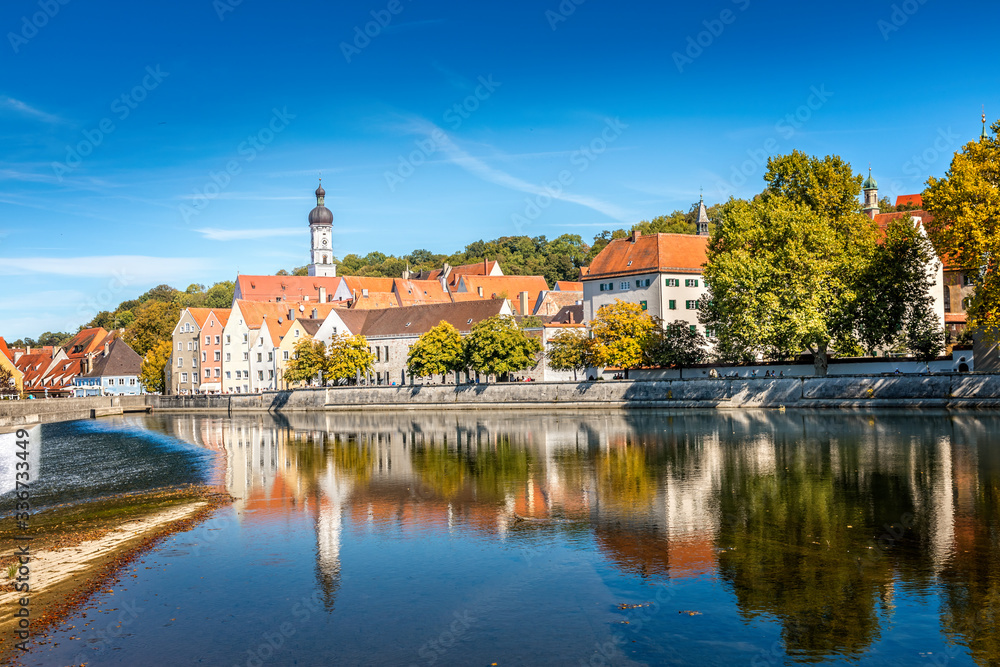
[[142, 409, 1000, 665]]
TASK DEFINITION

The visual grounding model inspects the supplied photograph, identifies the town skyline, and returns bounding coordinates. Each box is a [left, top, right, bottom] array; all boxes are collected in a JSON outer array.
[[2, 0, 998, 338]]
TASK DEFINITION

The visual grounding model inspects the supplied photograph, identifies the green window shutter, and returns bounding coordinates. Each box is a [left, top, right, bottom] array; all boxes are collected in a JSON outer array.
[[640, 300, 647, 311]]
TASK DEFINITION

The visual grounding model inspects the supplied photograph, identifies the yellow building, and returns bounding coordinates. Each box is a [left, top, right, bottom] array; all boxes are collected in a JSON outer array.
[[0, 338, 24, 395]]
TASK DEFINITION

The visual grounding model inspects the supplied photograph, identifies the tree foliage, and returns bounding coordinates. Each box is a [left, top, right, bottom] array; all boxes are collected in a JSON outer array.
[[326, 334, 375, 383], [702, 152, 939, 374], [545, 328, 592, 380], [589, 301, 655, 372], [407, 322, 465, 379], [644, 319, 708, 367], [462, 315, 542, 380], [140, 340, 172, 393], [283, 338, 327, 385], [924, 121, 1000, 340]]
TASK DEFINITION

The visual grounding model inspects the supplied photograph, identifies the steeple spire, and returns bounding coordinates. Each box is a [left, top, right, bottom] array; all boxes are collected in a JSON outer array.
[[982, 106, 989, 141], [862, 165, 879, 219], [696, 189, 710, 236]]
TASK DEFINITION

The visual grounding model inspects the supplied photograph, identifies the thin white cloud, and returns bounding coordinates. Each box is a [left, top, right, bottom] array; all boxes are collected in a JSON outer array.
[[403, 118, 632, 221], [0, 256, 208, 281], [0, 97, 64, 125], [197, 227, 302, 241]]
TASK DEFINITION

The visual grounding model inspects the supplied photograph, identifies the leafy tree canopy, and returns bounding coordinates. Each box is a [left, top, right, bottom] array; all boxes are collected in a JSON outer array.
[[326, 334, 375, 383], [140, 340, 172, 393], [545, 328, 592, 380], [589, 301, 655, 372], [407, 322, 464, 379], [645, 319, 708, 367], [283, 338, 327, 385], [463, 315, 542, 380]]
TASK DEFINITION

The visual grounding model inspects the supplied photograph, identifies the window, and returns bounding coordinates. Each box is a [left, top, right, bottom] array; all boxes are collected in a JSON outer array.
[[130, 378, 136, 385], [283, 351, 289, 360], [668, 300, 677, 310], [214, 368, 220, 377], [686, 300, 700, 309], [226, 371, 231, 379], [205, 335, 210, 345], [294, 329, 299, 338], [690, 325, 697, 334], [202, 351, 207, 362], [376, 347, 381, 362], [215, 336, 220, 344], [639, 300, 648, 311], [665, 278, 680, 287], [192, 358, 197, 368], [226, 335, 231, 345], [106, 378, 113, 385], [705, 327, 715, 338], [243, 352, 248, 361], [187, 342, 193, 351], [258, 371, 264, 381], [205, 369, 211, 378], [685, 279, 699, 287], [177, 357, 183, 367], [266, 352, 272, 362], [385, 346, 389, 360], [177, 342, 182, 351], [214, 351, 221, 361], [268, 370, 274, 379], [226, 353, 231, 362], [243, 333, 248, 343], [620, 281, 631, 290], [181, 373, 188, 383]]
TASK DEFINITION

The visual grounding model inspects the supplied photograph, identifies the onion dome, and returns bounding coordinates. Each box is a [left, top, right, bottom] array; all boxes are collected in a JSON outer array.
[[862, 167, 877, 190], [308, 179, 333, 226]]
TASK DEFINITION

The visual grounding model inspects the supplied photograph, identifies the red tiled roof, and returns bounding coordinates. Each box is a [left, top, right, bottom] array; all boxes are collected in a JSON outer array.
[[945, 313, 967, 323], [237, 301, 340, 330], [554, 281, 583, 291], [188, 308, 214, 328], [423, 260, 502, 285], [62, 328, 112, 358], [393, 279, 452, 307], [586, 233, 708, 278], [236, 275, 342, 303], [896, 194, 923, 207], [0, 337, 11, 363], [349, 291, 399, 309], [457, 275, 549, 314], [342, 277, 396, 296]]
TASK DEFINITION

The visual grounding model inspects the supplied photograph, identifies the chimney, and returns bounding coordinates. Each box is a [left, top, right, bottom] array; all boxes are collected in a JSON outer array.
[[311, 308, 318, 319], [484, 257, 488, 274], [26, 346, 31, 355], [569, 311, 575, 324], [440, 276, 448, 292], [362, 288, 369, 298], [631, 230, 642, 243], [288, 308, 294, 320], [519, 291, 529, 316], [477, 286, 484, 298], [318, 286, 327, 302], [104, 341, 110, 356]]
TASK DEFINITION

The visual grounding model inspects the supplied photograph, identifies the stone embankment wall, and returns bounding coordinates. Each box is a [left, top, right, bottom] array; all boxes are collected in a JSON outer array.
[[0, 395, 148, 428], [146, 374, 1000, 413]]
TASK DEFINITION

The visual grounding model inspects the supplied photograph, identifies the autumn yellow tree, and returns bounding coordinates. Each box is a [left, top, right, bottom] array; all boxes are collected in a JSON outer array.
[[924, 120, 1000, 339], [326, 334, 375, 384], [589, 301, 654, 378]]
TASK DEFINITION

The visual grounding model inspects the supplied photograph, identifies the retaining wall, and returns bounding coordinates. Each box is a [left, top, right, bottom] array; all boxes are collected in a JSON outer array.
[[0, 395, 148, 427], [147, 374, 1000, 413]]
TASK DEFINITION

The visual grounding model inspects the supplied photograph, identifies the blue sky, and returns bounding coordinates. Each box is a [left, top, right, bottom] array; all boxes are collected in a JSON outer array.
[[1, 0, 997, 339]]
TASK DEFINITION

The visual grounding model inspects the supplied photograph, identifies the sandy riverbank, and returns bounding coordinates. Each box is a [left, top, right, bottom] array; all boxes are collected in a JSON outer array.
[[0, 486, 229, 661]]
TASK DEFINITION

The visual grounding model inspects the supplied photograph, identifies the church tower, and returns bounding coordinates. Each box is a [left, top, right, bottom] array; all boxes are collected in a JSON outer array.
[[862, 166, 879, 220], [307, 180, 336, 277], [696, 192, 710, 236]]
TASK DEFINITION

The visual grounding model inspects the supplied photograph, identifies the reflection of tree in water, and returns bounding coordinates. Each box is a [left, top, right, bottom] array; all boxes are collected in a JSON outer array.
[[716, 434, 924, 662], [410, 437, 531, 502], [939, 469, 1000, 665], [596, 445, 656, 511]]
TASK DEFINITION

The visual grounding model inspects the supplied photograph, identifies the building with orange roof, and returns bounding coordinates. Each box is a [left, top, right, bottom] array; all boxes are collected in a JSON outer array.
[[583, 230, 710, 330], [406, 259, 503, 287], [169, 308, 214, 395], [554, 281, 583, 291], [454, 275, 550, 316], [392, 278, 452, 307], [233, 274, 350, 305]]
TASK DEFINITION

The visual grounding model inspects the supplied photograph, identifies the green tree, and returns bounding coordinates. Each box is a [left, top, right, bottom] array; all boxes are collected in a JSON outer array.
[[762, 150, 864, 221], [283, 338, 327, 385], [205, 281, 235, 308], [924, 120, 1000, 339], [644, 319, 708, 367], [589, 301, 655, 377], [907, 307, 946, 361], [406, 322, 465, 380], [545, 328, 592, 380], [462, 315, 542, 381], [140, 340, 172, 393], [852, 216, 944, 355], [122, 301, 182, 357], [326, 334, 375, 384], [0, 365, 18, 397]]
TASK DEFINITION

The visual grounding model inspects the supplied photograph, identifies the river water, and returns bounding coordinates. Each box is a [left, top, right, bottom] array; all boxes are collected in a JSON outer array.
[[15, 410, 1000, 666]]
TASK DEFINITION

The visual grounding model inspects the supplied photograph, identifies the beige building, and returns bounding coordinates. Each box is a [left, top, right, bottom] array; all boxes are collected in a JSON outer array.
[[169, 308, 214, 395]]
